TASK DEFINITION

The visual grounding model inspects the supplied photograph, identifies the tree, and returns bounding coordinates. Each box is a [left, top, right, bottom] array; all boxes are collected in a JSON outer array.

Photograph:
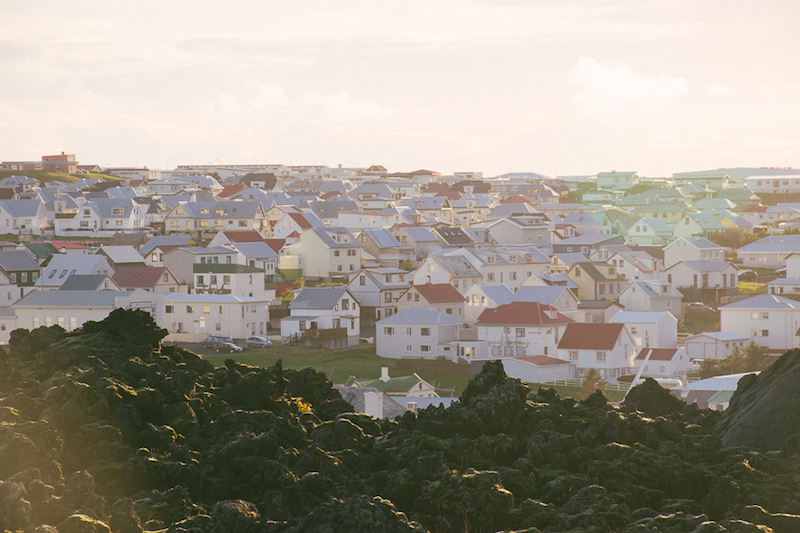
[[400, 258, 417, 271], [699, 341, 770, 378], [580, 368, 607, 399]]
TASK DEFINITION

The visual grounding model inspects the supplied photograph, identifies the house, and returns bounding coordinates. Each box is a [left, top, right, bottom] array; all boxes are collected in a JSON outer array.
[[392, 226, 441, 261], [344, 367, 438, 397], [163, 201, 268, 236], [376, 307, 466, 361], [576, 300, 624, 324], [194, 264, 267, 299], [737, 235, 800, 269], [288, 227, 361, 281], [601, 249, 663, 281], [0, 251, 42, 301], [354, 228, 413, 269], [624, 217, 674, 246], [556, 323, 637, 384], [396, 282, 466, 319], [632, 201, 694, 226], [595, 170, 639, 191], [281, 286, 360, 347], [566, 262, 625, 301], [484, 217, 550, 247], [512, 286, 581, 321], [335, 386, 406, 419], [552, 234, 625, 255], [463, 284, 515, 324], [432, 226, 473, 248], [272, 211, 317, 239], [609, 311, 678, 349], [37, 255, 113, 290], [13, 289, 162, 333], [347, 267, 410, 321], [162, 293, 269, 342], [672, 213, 727, 239], [139, 235, 199, 266], [95, 245, 147, 269], [489, 355, 573, 385], [0, 199, 49, 236], [477, 301, 573, 358], [112, 266, 185, 293], [450, 247, 550, 291], [663, 237, 727, 267], [412, 254, 482, 293], [683, 331, 750, 361], [663, 260, 739, 297], [108, 232, 149, 250], [550, 252, 590, 275], [161, 246, 240, 287], [719, 294, 800, 352], [634, 348, 690, 379], [617, 280, 683, 320], [54, 198, 146, 237]]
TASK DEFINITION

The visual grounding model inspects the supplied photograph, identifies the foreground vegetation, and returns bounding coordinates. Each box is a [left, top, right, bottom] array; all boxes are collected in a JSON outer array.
[[3, 310, 800, 532]]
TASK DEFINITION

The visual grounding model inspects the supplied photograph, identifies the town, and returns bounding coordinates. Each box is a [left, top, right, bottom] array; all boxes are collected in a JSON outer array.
[[2, 152, 799, 412]]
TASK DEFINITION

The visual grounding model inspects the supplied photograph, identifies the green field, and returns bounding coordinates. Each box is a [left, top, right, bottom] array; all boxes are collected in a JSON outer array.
[[201, 344, 626, 401]]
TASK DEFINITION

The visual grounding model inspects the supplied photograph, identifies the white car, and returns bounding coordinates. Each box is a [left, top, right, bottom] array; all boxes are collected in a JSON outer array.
[[246, 336, 273, 348]]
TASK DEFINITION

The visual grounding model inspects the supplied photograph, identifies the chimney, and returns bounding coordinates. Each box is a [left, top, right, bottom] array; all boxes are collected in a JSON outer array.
[[364, 391, 383, 418], [380, 365, 390, 382]]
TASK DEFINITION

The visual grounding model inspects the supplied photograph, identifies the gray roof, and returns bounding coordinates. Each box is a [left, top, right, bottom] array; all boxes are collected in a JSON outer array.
[[398, 227, 438, 242], [667, 260, 734, 272], [513, 286, 573, 306], [309, 227, 358, 249], [0, 250, 41, 272], [0, 199, 45, 217], [435, 256, 481, 278], [14, 290, 127, 308], [377, 306, 465, 325], [231, 241, 279, 259], [59, 274, 113, 291], [739, 235, 800, 254], [96, 245, 145, 264], [684, 331, 751, 342], [477, 284, 515, 306], [362, 229, 402, 249], [161, 293, 267, 303], [336, 386, 407, 420], [290, 286, 351, 310], [622, 280, 682, 299], [139, 236, 195, 256], [720, 294, 800, 310]]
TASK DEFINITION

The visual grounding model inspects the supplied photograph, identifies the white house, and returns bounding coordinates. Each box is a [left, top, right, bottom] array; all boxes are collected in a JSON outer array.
[[281, 286, 360, 347], [476, 301, 573, 358], [663, 237, 728, 268], [663, 260, 739, 291], [463, 284, 515, 325], [737, 235, 800, 269], [683, 331, 750, 361], [719, 294, 800, 352], [347, 267, 411, 321], [490, 355, 573, 384], [376, 307, 467, 361], [609, 310, 678, 349], [287, 227, 362, 280], [412, 253, 482, 294], [162, 293, 269, 342], [634, 347, 690, 379], [556, 322, 637, 384], [617, 280, 683, 321], [193, 263, 268, 299], [37, 255, 113, 290], [512, 286, 581, 321]]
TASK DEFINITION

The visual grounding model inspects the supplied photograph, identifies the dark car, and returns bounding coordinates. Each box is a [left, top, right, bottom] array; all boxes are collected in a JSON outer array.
[[202, 335, 233, 349], [738, 270, 758, 281]]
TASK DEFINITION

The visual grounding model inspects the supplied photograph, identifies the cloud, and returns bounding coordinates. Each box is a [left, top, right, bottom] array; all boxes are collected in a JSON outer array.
[[575, 57, 688, 113], [706, 84, 733, 95]]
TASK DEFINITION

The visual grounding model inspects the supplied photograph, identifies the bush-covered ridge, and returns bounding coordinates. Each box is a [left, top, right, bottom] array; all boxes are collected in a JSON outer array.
[[2, 309, 800, 532]]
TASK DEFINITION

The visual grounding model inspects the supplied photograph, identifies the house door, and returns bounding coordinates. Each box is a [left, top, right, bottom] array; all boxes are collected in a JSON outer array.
[[310, 322, 318, 330]]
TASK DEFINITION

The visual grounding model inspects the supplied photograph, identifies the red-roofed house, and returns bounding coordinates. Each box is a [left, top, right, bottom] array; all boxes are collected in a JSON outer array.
[[208, 229, 267, 246], [634, 347, 690, 378], [112, 266, 185, 293], [273, 212, 315, 239], [476, 301, 573, 358], [218, 183, 246, 198], [557, 322, 637, 384], [396, 282, 466, 318]]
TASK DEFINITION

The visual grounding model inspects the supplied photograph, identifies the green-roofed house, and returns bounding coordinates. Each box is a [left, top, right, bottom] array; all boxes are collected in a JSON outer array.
[[193, 263, 268, 299], [344, 366, 438, 398], [21, 242, 59, 265]]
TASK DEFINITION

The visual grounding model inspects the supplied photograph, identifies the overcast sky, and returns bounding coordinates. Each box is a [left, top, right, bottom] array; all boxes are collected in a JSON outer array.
[[2, 1, 798, 177]]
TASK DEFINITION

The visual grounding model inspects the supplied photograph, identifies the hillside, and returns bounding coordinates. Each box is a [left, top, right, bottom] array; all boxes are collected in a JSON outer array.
[[2, 309, 800, 532], [0, 170, 123, 184]]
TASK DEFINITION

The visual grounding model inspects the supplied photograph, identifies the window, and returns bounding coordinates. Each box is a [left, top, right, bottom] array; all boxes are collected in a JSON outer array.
[[337, 265, 343, 272], [407, 327, 412, 335], [48, 270, 56, 279], [761, 312, 769, 320], [569, 351, 578, 361], [70, 317, 77, 330], [187, 306, 193, 313], [385, 292, 392, 303], [384, 327, 394, 336], [334, 250, 340, 257], [197, 275, 204, 285], [21, 273, 27, 283], [762, 330, 769, 337], [406, 345, 412, 352], [223, 275, 230, 284], [203, 305, 211, 314], [407, 293, 412, 302], [596, 351, 606, 362], [415, 293, 420, 302], [631, 327, 637, 335], [10, 273, 17, 282], [239, 220, 247, 227], [515, 328, 525, 338], [165, 305, 173, 313], [421, 328, 431, 336], [420, 345, 431, 352], [428, 263, 435, 272], [299, 321, 307, 331], [488, 273, 495, 282], [333, 319, 341, 328], [360, 276, 366, 286], [342, 299, 350, 310], [598, 284, 605, 295]]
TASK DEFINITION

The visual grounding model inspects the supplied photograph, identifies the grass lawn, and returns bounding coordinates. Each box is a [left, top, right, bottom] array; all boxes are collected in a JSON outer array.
[[201, 344, 624, 401], [739, 281, 767, 295]]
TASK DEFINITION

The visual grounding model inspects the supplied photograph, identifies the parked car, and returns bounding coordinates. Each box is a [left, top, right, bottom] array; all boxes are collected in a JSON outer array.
[[217, 342, 243, 353], [202, 335, 232, 349], [246, 336, 273, 348], [686, 302, 714, 312], [738, 270, 758, 281]]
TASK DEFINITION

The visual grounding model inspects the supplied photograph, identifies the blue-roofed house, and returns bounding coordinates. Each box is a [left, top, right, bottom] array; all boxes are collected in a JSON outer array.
[[281, 286, 360, 347], [354, 228, 413, 268], [552, 234, 625, 255], [610, 310, 678, 349], [376, 306, 467, 360], [512, 285, 580, 321], [618, 280, 683, 320], [737, 235, 800, 269], [720, 294, 800, 352]]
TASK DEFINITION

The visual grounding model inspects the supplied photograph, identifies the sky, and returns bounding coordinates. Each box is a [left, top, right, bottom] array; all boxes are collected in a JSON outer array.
[[2, 0, 799, 177]]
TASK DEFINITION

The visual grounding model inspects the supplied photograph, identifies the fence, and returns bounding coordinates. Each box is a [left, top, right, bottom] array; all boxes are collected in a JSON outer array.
[[395, 359, 472, 375], [542, 378, 629, 391]]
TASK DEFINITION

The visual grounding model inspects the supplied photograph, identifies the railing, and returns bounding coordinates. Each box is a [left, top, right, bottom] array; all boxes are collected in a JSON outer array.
[[542, 378, 628, 391]]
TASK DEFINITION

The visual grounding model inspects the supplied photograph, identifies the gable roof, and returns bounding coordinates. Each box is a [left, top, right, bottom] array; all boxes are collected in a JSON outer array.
[[513, 355, 572, 367], [635, 348, 681, 361], [378, 306, 465, 325], [0, 250, 41, 272], [477, 302, 573, 326], [112, 266, 170, 288], [434, 255, 481, 278], [414, 283, 465, 303], [557, 323, 625, 350], [289, 286, 351, 310], [720, 294, 800, 310], [58, 274, 115, 291]]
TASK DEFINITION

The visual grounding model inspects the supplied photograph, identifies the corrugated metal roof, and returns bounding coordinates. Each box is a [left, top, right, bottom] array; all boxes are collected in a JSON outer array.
[[289, 286, 350, 310], [378, 306, 465, 325]]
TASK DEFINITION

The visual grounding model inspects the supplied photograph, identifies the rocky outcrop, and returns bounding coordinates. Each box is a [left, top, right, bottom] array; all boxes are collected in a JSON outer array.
[[715, 348, 800, 451]]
